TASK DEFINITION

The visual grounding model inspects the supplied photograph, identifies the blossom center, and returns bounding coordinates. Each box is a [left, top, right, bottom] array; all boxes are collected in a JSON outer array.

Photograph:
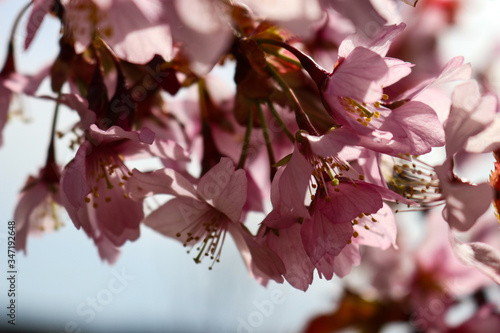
[[84, 150, 133, 209], [339, 96, 383, 127], [176, 211, 228, 270]]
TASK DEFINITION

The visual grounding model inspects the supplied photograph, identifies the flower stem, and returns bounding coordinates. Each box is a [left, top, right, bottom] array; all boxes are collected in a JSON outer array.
[[1, 2, 33, 76], [266, 63, 319, 136], [237, 103, 253, 169], [256, 103, 276, 179], [43, 92, 62, 183], [266, 100, 295, 143], [256, 38, 329, 89], [263, 47, 302, 68]]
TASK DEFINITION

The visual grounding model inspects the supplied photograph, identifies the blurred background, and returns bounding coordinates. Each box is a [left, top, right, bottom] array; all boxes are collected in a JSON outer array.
[[1, 0, 500, 332]]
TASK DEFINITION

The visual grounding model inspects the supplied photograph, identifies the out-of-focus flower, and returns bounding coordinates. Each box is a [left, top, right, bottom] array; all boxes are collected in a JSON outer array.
[[0, 44, 14, 147], [238, 0, 322, 37], [14, 167, 62, 253], [435, 80, 497, 232], [62, 0, 173, 64]]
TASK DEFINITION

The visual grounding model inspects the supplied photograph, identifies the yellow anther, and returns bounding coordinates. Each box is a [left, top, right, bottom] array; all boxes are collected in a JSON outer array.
[[84, 197, 91, 203], [353, 231, 359, 238], [364, 225, 370, 230], [374, 111, 380, 118], [382, 94, 389, 100], [374, 101, 380, 108], [358, 175, 365, 181]]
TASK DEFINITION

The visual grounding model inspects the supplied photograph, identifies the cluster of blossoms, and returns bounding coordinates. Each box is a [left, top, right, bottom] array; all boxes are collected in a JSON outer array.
[[4, 0, 500, 329]]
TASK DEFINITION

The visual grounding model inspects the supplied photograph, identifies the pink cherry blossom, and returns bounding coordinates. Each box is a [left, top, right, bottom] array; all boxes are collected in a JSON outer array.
[[24, 0, 54, 50], [162, 0, 234, 75], [60, 125, 157, 263], [300, 179, 408, 264], [315, 25, 446, 156], [128, 158, 285, 278], [14, 172, 62, 253], [435, 80, 497, 232], [239, 0, 322, 37], [62, 0, 173, 64]]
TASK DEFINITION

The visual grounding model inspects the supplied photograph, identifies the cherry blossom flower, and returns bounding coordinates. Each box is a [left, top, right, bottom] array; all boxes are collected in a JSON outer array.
[[321, 25, 447, 156], [0, 48, 50, 146], [239, 0, 323, 37], [128, 158, 285, 279], [162, 0, 233, 75], [14, 168, 62, 253], [435, 80, 497, 232], [0, 52, 13, 146], [62, 0, 173, 64], [60, 124, 158, 263]]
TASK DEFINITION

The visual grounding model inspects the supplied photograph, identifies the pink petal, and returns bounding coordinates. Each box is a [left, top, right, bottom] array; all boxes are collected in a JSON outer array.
[[110, 24, 173, 64], [166, 0, 233, 75], [197, 157, 247, 223], [400, 0, 418, 6], [0, 83, 12, 146], [435, 162, 494, 232], [303, 128, 360, 157], [445, 80, 497, 156], [314, 243, 360, 279], [353, 203, 397, 249], [326, 47, 388, 103], [384, 58, 413, 86], [450, 231, 500, 284], [128, 168, 197, 200], [466, 114, 500, 153], [56, 93, 96, 129], [61, 141, 92, 210], [24, 0, 53, 50], [331, 243, 361, 278], [229, 222, 286, 284], [260, 223, 314, 291], [276, 147, 312, 219], [143, 197, 208, 239], [88, 125, 155, 145], [318, 181, 384, 222], [391, 100, 445, 154], [95, 235, 121, 264], [14, 182, 48, 252], [338, 23, 406, 58], [261, 208, 301, 229], [3, 65, 51, 95], [301, 208, 353, 264]]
